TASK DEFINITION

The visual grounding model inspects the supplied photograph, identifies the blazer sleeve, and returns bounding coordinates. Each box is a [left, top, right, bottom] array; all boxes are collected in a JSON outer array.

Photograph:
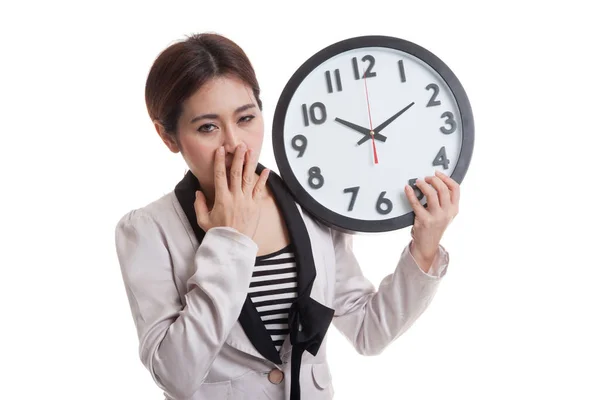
[[115, 211, 257, 399], [330, 229, 449, 356]]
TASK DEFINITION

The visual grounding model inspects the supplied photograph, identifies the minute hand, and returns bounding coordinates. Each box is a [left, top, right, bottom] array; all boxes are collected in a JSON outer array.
[[373, 102, 415, 133]]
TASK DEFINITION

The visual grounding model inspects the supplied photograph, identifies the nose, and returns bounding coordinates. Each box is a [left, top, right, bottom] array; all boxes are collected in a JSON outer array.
[[222, 124, 243, 155]]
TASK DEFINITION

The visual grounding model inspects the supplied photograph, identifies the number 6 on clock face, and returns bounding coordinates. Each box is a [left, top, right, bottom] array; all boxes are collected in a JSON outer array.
[[272, 35, 474, 233]]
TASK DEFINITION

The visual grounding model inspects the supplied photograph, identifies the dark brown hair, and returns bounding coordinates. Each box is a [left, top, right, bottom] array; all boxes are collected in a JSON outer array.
[[145, 32, 262, 135]]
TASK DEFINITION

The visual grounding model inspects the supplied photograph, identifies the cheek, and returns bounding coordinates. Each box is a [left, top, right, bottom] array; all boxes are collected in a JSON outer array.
[[247, 120, 265, 153], [180, 136, 216, 170], [248, 135, 264, 154], [186, 143, 213, 163]]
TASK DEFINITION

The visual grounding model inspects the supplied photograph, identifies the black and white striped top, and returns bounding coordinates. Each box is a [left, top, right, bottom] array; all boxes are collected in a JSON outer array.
[[250, 244, 297, 352]]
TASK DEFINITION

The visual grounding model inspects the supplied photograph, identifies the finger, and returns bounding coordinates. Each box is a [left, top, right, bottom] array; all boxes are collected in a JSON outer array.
[[213, 146, 228, 198], [194, 190, 209, 228], [415, 178, 440, 210], [435, 170, 460, 205], [253, 168, 270, 200], [425, 175, 451, 209], [229, 143, 246, 193], [404, 184, 428, 220], [242, 148, 257, 195]]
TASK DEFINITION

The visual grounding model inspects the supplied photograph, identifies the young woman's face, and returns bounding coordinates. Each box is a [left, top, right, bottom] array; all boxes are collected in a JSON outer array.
[[172, 74, 265, 199]]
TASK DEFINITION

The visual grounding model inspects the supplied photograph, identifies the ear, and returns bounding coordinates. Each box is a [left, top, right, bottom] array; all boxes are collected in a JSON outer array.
[[154, 120, 180, 154]]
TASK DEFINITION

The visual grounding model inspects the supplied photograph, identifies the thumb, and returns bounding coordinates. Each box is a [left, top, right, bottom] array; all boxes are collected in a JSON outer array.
[[194, 190, 209, 228]]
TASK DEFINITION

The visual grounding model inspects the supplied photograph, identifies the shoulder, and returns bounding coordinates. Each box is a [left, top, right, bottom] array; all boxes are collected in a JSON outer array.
[[115, 191, 180, 235]]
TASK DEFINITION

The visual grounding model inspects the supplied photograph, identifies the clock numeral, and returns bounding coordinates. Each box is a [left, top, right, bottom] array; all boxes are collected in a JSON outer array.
[[408, 179, 425, 201], [291, 134, 307, 158], [302, 102, 327, 126], [352, 55, 377, 80], [343, 186, 360, 212], [376, 191, 393, 215], [308, 167, 324, 189], [433, 146, 450, 169], [398, 60, 406, 82], [440, 111, 457, 134], [425, 83, 441, 107], [325, 69, 343, 93]]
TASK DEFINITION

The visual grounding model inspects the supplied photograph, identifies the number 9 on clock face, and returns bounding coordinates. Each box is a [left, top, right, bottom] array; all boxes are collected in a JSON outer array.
[[272, 35, 474, 233]]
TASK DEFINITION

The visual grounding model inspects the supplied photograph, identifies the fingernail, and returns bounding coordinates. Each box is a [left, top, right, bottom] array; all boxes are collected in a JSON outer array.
[[219, 146, 224, 154]]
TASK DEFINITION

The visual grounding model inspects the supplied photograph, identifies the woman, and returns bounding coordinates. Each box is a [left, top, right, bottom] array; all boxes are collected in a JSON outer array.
[[115, 32, 459, 400]]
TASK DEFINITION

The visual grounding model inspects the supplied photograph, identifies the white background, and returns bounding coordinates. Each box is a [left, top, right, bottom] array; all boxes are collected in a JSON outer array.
[[1, 1, 598, 399]]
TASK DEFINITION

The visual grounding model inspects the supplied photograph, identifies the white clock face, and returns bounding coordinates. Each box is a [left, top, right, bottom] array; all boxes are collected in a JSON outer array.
[[274, 38, 472, 232]]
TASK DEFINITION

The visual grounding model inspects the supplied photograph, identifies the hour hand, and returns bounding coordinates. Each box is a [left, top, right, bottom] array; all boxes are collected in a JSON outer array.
[[334, 117, 387, 144], [334, 117, 370, 135]]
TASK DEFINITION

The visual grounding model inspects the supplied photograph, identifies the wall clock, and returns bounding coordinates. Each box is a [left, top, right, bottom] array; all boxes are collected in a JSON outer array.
[[272, 35, 474, 233]]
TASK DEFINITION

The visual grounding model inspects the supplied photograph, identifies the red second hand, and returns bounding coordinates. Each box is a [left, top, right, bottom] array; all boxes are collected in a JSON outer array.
[[371, 134, 379, 164], [363, 68, 378, 164]]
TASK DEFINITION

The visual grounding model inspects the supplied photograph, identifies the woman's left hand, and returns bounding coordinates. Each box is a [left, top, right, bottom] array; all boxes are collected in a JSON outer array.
[[404, 170, 460, 269]]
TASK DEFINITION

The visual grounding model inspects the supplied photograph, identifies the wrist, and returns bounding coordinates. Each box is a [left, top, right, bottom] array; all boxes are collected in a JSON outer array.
[[410, 240, 437, 264]]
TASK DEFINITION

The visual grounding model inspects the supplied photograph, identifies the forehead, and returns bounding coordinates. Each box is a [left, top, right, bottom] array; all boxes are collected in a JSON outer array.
[[182, 75, 256, 115]]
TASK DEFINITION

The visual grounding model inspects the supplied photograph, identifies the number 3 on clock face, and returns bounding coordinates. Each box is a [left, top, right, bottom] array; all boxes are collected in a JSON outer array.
[[273, 35, 474, 233]]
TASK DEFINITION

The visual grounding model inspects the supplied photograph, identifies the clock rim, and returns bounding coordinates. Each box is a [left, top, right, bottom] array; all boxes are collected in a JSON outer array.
[[272, 34, 474, 233]]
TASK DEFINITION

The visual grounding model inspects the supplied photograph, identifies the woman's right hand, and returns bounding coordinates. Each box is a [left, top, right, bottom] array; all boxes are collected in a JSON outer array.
[[194, 143, 270, 239]]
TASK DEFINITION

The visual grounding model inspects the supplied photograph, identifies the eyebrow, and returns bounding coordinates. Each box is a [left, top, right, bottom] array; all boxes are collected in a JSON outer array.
[[190, 103, 256, 124]]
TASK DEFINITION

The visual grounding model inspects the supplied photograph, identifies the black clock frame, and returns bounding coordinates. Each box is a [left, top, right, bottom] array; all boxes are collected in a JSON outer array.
[[272, 35, 474, 234]]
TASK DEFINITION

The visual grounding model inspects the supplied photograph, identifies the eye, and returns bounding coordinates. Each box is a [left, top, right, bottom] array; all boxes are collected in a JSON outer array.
[[197, 123, 217, 133], [239, 115, 255, 123]]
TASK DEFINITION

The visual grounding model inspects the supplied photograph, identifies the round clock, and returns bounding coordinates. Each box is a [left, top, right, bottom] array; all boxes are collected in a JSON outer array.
[[272, 35, 474, 233]]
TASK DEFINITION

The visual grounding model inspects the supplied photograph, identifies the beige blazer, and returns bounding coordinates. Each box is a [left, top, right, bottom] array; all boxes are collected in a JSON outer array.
[[115, 190, 449, 400]]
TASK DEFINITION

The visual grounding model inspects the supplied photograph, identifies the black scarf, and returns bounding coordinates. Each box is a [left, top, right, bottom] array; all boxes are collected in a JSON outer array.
[[174, 163, 335, 400]]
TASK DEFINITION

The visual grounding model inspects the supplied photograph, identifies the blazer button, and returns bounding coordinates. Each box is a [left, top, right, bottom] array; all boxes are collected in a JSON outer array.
[[268, 368, 284, 384]]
